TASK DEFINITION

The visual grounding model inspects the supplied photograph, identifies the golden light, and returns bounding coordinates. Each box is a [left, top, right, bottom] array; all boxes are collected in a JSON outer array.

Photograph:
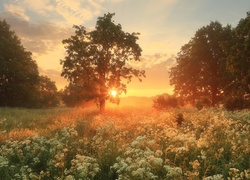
[[110, 89, 117, 97]]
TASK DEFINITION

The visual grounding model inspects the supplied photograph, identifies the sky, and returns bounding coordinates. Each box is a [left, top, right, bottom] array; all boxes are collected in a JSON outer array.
[[0, 0, 249, 97]]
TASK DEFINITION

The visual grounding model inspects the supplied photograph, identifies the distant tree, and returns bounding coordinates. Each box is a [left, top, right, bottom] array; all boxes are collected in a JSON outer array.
[[0, 20, 40, 108], [170, 21, 232, 106], [61, 13, 145, 112], [153, 94, 178, 110], [36, 75, 59, 108], [61, 83, 89, 107]]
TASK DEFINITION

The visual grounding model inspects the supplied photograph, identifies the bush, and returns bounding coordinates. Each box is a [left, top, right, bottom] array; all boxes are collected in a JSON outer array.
[[195, 97, 211, 110], [153, 94, 178, 110], [224, 97, 250, 111], [175, 113, 184, 126]]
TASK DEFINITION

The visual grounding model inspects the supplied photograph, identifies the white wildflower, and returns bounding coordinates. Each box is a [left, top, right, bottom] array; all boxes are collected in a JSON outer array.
[[154, 150, 163, 158]]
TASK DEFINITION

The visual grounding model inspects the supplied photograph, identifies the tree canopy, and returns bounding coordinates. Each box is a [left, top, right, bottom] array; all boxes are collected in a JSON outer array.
[[225, 13, 250, 98], [170, 21, 231, 105], [0, 20, 59, 108], [170, 13, 250, 109], [61, 13, 145, 111]]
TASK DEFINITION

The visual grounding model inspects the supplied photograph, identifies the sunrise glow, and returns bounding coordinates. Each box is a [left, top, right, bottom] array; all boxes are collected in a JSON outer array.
[[110, 89, 117, 98], [0, 0, 248, 97]]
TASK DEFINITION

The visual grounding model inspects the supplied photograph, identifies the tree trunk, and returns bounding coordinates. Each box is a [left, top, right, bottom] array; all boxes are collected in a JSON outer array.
[[99, 72, 106, 113], [211, 83, 218, 106], [99, 97, 106, 113], [99, 75, 106, 113]]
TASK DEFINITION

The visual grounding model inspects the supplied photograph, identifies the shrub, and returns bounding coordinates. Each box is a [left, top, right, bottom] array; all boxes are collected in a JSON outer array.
[[195, 97, 211, 110], [153, 94, 178, 110], [175, 113, 184, 126], [224, 97, 250, 111]]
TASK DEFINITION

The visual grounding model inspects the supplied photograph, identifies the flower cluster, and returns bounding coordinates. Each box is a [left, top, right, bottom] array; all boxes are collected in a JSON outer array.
[[0, 107, 249, 179], [0, 126, 99, 179], [65, 155, 100, 179], [111, 136, 182, 179]]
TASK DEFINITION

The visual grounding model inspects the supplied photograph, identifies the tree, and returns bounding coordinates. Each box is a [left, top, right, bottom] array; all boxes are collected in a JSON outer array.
[[153, 94, 178, 110], [61, 13, 145, 112], [0, 20, 59, 108], [170, 21, 232, 106], [61, 83, 89, 107], [226, 13, 250, 98], [0, 20, 40, 107], [170, 42, 203, 105], [36, 75, 59, 108]]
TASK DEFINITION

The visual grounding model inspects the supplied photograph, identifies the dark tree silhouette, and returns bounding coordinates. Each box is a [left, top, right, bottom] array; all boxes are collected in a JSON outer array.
[[61, 13, 145, 112], [0, 20, 39, 107], [0, 20, 59, 108], [170, 21, 232, 106]]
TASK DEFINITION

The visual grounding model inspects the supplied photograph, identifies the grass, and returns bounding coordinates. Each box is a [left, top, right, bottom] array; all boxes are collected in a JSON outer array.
[[0, 106, 98, 142], [0, 106, 249, 179]]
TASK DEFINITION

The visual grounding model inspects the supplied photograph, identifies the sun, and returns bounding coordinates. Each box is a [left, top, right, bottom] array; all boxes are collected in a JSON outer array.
[[110, 89, 117, 97]]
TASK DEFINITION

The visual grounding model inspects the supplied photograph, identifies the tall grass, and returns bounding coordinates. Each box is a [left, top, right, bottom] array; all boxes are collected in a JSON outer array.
[[0, 107, 98, 142], [0, 107, 249, 179]]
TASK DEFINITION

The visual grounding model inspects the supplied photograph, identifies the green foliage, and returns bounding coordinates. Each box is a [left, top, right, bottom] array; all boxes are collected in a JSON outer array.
[[36, 76, 59, 108], [195, 97, 212, 110], [170, 13, 250, 109], [0, 20, 40, 108], [225, 13, 250, 98], [0, 20, 59, 108], [61, 83, 95, 107], [153, 94, 178, 110], [170, 21, 231, 106], [224, 97, 250, 111], [60, 13, 145, 111]]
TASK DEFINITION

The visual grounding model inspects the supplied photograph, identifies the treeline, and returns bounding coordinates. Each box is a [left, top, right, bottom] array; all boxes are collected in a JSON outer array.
[[1, 12, 250, 110], [0, 20, 59, 108], [169, 12, 250, 110]]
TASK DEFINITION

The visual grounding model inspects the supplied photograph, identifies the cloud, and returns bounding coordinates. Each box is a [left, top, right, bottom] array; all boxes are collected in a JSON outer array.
[[127, 54, 176, 94], [0, 11, 73, 54], [54, 0, 103, 25], [38, 67, 68, 89], [25, 0, 54, 14], [4, 4, 30, 21], [125, 56, 175, 96], [130, 53, 175, 69], [3, 0, 105, 26], [143, 56, 175, 83], [4, 0, 56, 20]]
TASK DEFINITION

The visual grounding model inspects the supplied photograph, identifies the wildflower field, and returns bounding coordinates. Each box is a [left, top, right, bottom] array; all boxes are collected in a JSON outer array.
[[0, 106, 249, 179]]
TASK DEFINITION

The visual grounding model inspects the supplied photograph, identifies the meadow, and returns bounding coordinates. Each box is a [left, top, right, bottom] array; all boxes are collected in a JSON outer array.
[[0, 105, 249, 180]]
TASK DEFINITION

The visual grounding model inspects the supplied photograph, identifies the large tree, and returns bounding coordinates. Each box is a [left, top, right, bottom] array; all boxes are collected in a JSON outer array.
[[225, 13, 250, 98], [0, 20, 40, 107], [0, 20, 59, 108], [61, 13, 145, 112], [170, 21, 232, 105]]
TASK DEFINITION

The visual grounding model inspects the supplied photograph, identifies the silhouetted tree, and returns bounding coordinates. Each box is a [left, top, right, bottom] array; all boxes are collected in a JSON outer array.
[[36, 75, 59, 108], [0, 20, 59, 108], [225, 13, 250, 99], [0, 20, 39, 107], [61, 13, 145, 112], [221, 13, 250, 110], [170, 21, 232, 106], [61, 83, 90, 107], [153, 94, 178, 110]]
